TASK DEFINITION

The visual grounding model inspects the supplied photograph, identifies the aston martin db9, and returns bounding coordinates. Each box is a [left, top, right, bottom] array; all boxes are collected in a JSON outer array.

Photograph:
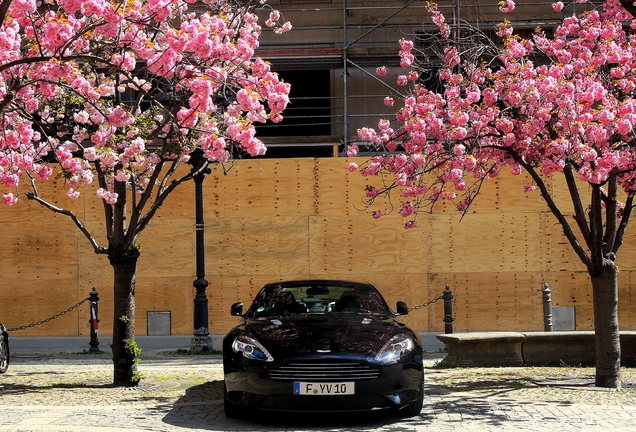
[[223, 280, 423, 417]]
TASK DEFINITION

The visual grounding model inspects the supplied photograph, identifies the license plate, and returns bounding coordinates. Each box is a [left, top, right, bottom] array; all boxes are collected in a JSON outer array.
[[293, 381, 355, 395]]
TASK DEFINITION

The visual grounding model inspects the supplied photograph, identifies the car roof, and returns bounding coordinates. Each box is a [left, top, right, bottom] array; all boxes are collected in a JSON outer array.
[[262, 280, 376, 289]]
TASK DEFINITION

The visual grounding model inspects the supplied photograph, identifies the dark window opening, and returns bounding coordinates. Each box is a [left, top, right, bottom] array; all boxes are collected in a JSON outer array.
[[259, 145, 334, 158], [257, 69, 331, 137], [234, 143, 336, 159]]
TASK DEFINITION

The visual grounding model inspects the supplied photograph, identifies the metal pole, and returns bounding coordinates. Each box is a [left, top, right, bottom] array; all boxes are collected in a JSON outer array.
[[542, 283, 553, 332], [88, 287, 100, 353], [342, 0, 349, 149], [190, 151, 212, 352], [443, 285, 454, 334]]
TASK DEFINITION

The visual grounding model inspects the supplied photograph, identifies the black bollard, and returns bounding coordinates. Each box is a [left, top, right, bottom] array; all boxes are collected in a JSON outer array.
[[443, 285, 454, 334], [88, 287, 100, 353]]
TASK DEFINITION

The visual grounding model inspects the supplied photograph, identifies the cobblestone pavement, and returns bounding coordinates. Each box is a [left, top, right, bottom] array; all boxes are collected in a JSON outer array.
[[0, 354, 635, 431]]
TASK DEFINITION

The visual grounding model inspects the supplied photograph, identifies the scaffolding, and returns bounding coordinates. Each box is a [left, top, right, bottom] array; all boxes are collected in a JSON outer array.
[[255, 0, 584, 157]]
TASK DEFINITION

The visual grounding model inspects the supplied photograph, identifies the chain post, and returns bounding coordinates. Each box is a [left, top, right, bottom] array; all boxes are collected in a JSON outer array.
[[542, 282, 553, 332], [88, 287, 100, 353], [443, 285, 454, 334]]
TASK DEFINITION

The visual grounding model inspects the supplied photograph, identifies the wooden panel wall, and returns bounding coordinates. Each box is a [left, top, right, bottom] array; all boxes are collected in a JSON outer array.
[[0, 157, 635, 337]]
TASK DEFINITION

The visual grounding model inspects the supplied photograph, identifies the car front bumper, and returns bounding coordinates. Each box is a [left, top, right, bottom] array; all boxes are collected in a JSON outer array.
[[224, 359, 423, 413]]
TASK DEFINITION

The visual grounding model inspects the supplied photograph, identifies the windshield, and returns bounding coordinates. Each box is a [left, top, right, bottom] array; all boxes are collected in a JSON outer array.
[[247, 282, 392, 318]]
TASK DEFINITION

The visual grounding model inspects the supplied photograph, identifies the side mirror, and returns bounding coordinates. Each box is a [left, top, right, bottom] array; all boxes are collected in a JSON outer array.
[[395, 301, 409, 316], [231, 302, 244, 317]]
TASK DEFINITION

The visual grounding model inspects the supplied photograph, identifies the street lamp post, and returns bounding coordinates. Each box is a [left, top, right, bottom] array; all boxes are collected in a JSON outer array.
[[189, 149, 212, 351]]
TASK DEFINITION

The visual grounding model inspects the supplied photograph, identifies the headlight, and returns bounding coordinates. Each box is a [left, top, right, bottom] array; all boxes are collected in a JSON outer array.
[[232, 335, 274, 362], [374, 334, 415, 364]]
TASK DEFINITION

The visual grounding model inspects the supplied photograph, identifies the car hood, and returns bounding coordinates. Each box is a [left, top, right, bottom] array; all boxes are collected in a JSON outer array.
[[241, 315, 406, 358]]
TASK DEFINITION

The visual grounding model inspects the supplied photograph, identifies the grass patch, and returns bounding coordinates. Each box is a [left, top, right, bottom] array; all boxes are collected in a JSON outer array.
[[151, 375, 183, 382], [189, 377, 208, 386]]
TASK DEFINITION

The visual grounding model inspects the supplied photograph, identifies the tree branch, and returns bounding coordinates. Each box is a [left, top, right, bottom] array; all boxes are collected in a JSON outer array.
[[25, 192, 107, 254], [125, 160, 165, 244], [0, 88, 15, 115], [94, 162, 114, 240], [0, 0, 12, 28], [603, 173, 618, 256], [0, 55, 107, 75], [112, 178, 128, 247], [134, 161, 208, 239], [563, 163, 592, 248], [589, 185, 604, 269], [612, 194, 634, 254]]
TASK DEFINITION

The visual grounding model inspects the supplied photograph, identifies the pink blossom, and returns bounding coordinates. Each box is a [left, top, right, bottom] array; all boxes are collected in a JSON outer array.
[[400, 202, 415, 217], [108, 106, 133, 127], [617, 119, 632, 135], [400, 53, 415, 68], [2, 193, 17, 206], [74, 111, 90, 124], [453, 144, 466, 156], [267, 10, 281, 25], [177, 108, 199, 128], [347, 163, 358, 172], [365, 186, 380, 198], [384, 97, 395, 107], [499, 0, 516, 12], [358, 127, 378, 142], [96, 188, 118, 204], [274, 22, 293, 34], [449, 127, 468, 140], [67, 188, 80, 199], [376, 66, 388, 76], [399, 38, 414, 51], [396, 75, 408, 86]]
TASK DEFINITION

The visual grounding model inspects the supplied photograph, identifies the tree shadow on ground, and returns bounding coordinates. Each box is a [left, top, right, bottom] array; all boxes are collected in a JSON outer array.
[[0, 382, 115, 396], [7, 371, 67, 376], [161, 379, 552, 431]]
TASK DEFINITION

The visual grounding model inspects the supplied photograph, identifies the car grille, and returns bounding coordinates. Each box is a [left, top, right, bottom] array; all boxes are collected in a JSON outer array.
[[268, 361, 381, 381]]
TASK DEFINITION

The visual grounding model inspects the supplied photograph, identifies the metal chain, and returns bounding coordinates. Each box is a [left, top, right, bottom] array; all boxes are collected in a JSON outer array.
[[409, 295, 444, 312], [7, 298, 90, 332]]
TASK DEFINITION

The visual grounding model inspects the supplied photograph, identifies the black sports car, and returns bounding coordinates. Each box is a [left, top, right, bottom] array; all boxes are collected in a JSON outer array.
[[223, 280, 423, 417], [0, 323, 9, 373]]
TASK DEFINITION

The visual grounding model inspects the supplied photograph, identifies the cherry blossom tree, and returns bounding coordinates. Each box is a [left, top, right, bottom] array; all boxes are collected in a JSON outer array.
[[351, 0, 636, 388], [0, 0, 290, 386]]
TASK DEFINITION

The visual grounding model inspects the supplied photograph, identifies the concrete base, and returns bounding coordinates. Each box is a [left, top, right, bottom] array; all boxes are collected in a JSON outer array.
[[437, 332, 525, 367], [437, 331, 636, 367], [522, 331, 596, 366]]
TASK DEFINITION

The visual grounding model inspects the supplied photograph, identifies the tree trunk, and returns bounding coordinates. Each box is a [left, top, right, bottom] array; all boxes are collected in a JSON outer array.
[[109, 246, 141, 387], [590, 261, 621, 388]]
